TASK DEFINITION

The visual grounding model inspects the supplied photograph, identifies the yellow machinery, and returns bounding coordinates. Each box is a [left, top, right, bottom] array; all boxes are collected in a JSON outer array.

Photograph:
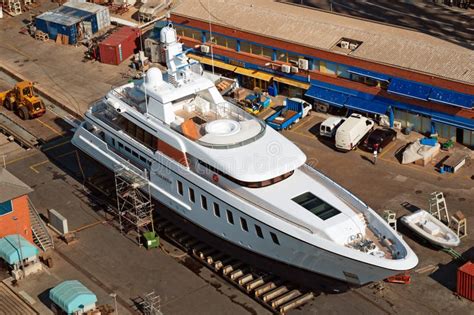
[[0, 81, 46, 120]]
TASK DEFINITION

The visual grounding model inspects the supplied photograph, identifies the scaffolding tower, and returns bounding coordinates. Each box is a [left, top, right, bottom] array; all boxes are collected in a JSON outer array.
[[139, 291, 162, 315], [114, 166, 154, 246]]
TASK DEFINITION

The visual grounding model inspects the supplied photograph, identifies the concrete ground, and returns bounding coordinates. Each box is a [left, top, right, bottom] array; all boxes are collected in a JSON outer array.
[[0, 0, 131, 117], [1, 3, 474, 314]]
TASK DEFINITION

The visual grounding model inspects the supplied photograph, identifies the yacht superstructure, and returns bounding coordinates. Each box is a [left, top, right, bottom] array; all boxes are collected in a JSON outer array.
[[72, 24, 418, 285]]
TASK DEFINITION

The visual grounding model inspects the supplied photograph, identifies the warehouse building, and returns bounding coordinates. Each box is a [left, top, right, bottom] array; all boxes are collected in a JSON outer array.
[[162, 0, 474, 148]]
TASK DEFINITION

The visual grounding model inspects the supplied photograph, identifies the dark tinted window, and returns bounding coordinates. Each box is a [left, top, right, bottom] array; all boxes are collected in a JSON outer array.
[[292, 192, 341, 220], [177, 181, 183, 195], [189, 188, 195, 203], [270, 232, 280, 245], [226, 210, 234, 224], [255, 225, 263, 238], [240, 217, 248, 231], [213, 202, 220, 217], [201, 195, 208, 210]]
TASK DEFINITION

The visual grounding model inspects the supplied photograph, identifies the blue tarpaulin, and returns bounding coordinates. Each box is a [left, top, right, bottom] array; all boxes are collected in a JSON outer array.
[[344, 96, 388, 115], [305, 85, 347, 107], [50, 280, 97, 314], [388, 78, 431, 101], [347, 67, 390, 82], [0, 235, 39, 265], [428, 88, 474, 109]]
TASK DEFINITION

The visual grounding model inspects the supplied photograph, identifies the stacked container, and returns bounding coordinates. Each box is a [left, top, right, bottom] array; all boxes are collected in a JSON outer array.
[[98, 27, 141, 65], [457, 261, 474, 301]]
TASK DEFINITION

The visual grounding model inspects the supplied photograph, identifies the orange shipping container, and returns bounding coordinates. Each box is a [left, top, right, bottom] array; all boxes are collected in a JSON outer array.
[[457, 261, 474, 301]]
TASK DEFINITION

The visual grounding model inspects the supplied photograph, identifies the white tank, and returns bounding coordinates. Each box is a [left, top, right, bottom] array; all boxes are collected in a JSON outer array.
[[160, 24, 177, 44]]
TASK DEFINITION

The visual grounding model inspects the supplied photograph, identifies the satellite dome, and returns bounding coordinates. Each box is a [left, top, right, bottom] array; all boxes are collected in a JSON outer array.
[[142, 67, 163, 91], [160, 23, 177, 44]]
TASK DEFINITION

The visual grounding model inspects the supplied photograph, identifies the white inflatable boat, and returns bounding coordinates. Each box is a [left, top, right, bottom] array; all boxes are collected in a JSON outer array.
[[401, 209, 460, 248]]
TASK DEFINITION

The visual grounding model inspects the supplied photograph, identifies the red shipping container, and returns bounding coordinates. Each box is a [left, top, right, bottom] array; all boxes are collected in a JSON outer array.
[[99, 27, 141, 65], [457, 261, 474, 301]]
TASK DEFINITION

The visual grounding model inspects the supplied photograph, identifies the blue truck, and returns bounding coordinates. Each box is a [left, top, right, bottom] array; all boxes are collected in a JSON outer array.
[[265, 98, 312, 130]]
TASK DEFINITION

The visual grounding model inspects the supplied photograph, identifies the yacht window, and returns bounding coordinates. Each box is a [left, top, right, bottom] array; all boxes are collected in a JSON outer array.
[[213, 202, 220, 217], [240, 217, 248, 232], [255, 225, 263, 239], [292, 192, 341, 220], [177, 181, 183, 196], [226, 210, 234, 225], [201, 195, 208, 210], [189, 188, 195, 203], [198, 160, 293, 188], [132, 151, 139, 158], [270, 232, 280, 245], [140, 156, 146, 163], [125, 147, 131, 153], [118, 142, 123, 148], [111, 138, 115, 146]]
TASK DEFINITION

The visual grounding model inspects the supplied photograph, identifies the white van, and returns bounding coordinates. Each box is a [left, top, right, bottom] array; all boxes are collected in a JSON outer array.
[[320, 116, 345, 138], [335, 114, 374, 151]]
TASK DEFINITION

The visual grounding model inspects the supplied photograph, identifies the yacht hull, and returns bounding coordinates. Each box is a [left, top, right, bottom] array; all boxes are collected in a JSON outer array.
[[72, 124, 408, 286]]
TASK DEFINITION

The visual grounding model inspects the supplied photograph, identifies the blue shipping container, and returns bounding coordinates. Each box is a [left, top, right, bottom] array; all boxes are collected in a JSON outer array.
[[35, 11, 80, 44]]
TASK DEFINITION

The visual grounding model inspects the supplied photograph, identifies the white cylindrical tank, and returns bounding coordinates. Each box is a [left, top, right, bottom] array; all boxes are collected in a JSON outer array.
[[160, 24, 177, 44]]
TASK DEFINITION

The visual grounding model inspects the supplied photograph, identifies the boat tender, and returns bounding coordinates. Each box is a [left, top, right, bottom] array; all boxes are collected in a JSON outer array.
[[401, 209, 460, 248]]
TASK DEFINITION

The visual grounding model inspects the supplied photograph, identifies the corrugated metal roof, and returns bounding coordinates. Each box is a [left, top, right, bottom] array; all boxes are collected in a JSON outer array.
[[36, 11, 81, 26], [0, 235, 39, 265], [0, 168, 33, 203], [56, 5, 94, 19], [172, 0, 474, 85], [63, 1, 108, 14], [101, 26, 139, 46], [49, 280, 97, 314]]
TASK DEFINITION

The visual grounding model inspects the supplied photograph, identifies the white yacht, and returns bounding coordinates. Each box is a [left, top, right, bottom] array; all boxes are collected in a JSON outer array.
[[72, 24, 418, 285]]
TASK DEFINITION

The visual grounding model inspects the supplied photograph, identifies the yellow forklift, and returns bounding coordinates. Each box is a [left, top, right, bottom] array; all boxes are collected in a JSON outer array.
[[0, 81, 46, 120]]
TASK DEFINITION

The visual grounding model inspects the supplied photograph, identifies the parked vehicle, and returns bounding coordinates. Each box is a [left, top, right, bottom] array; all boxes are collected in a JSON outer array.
[[320, 116, 345, 138], [335, 114, 374, 151], [362, 128, 397, 152], [266, 98, 311, 130]]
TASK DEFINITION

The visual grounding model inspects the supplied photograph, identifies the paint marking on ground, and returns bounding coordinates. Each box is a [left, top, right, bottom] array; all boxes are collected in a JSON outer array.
[[378, 141, 397, 159], [29, 160, 49, 173], [28, 150, 76, 173], [35, 118, 64, 137], [292, 116, 317, 132], [5, 139, 71, 167]]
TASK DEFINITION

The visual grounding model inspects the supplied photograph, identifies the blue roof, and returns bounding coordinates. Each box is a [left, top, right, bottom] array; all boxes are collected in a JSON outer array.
[[388, 78, 431, 101], [428, 88, 474, 109], [305, 85, 347, 107], [0, 235, 39, 265], [347, 67, 390, 82], [345, 96, 388, 115], [50, 280, 97, 314]]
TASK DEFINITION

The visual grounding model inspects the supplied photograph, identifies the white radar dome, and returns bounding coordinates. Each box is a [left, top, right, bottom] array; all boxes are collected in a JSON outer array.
[[160, 24, 177, 44], [142, 67, 163, 91]]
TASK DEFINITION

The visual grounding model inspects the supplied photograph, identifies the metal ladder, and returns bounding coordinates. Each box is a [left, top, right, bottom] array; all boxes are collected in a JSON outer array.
[[429, 192, 449, 224], [28, 198, 54, 251]]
